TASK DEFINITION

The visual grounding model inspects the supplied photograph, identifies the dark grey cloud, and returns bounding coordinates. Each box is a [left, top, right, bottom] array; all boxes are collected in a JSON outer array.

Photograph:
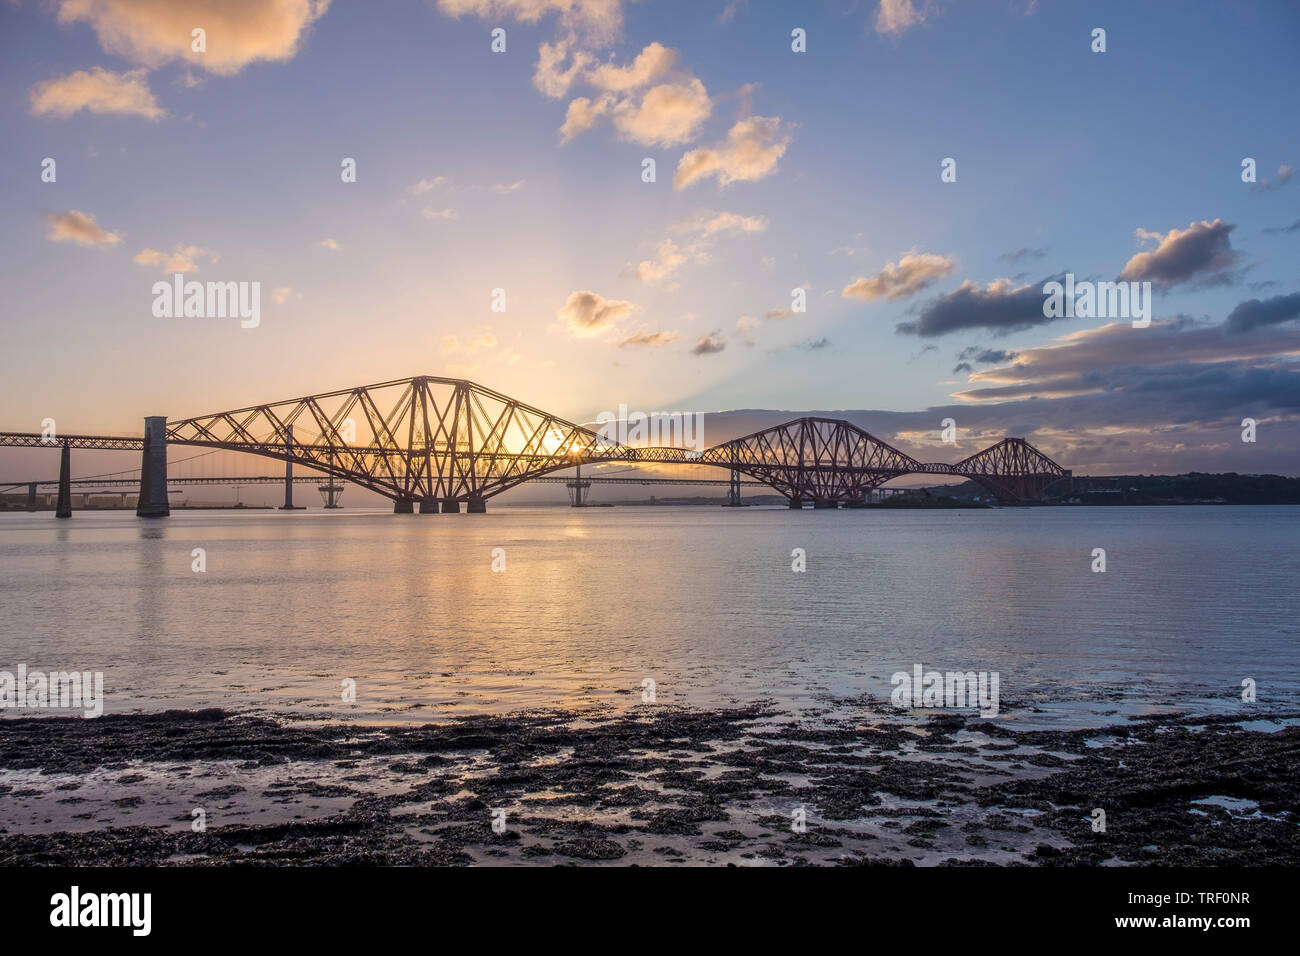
[[953, 346, 1017, 374], [1225, 292, 1300, 333], [958, 346, 1017, 364], [1119, 219, 1242, 287], [1263, 218, 1300, 235], [998, 247, 1046, 263], [898, 276, 1061, 337], [691, 332, 727, 355]]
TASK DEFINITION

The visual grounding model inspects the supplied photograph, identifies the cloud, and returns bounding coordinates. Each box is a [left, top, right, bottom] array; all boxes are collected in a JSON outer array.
[[491, 180, 525, 194], [533, 39, 596, 98], [691, 331, 727, 355], [52, 0, 331, 76], [635, 209, 767, 284], [44, 210, 122, 247], [560, 93, 613, 140], [1119, 219, 1242, 288], [319, 238, 342, 251], [422, 207, 459, 220], [999, 247, 1046, 263], [410, 176, 448, 195], [677, 209, 767, 238], [874, 0, 932, 36], [1224, 292, 1300, 334], [953, 346, 1016, 374], [588, 40, 676, 92], [550, 42, 712, 147], [133, 244, 215, 273], [556, 290, 635, 337], [898, 277, 1055, 337], [610, 78, 711, 147], [1263, 218, 1300, 236], [842, 251, 956, 302], [29, 67, 164, 120], [954, 312, 1300, 404], [439, 0, 624, 42], [674, 116, 791, 189], [272, 287, 294, 305], [441, 327, 498, 355], [1252, 164, 1294, 192], [618, 330, 681, 347], [635, 239, 689, 282]]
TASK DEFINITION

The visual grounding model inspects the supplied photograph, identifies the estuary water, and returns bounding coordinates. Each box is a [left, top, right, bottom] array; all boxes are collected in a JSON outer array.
[[0, 505, 1296, 727]]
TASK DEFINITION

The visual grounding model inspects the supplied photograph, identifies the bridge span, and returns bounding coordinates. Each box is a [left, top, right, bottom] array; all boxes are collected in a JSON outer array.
[[0, 375, 1070, 517]]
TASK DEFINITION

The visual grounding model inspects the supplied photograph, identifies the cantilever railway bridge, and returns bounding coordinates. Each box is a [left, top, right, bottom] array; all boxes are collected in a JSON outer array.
[[0, 375, 1069, 517]]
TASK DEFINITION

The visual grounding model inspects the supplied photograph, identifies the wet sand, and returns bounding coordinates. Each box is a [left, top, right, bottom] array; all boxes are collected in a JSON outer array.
[[1, 703, 1296, 866]]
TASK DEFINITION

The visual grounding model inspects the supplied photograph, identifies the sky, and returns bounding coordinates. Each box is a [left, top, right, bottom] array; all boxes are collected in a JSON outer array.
[[1, 0, 1298, 483]]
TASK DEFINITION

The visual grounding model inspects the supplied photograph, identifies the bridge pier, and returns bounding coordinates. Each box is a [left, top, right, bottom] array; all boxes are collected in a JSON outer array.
[[394, 498, 415, 514], [55, 444, 72, 518], [136, 416, 170, 517], [787, 498, 803, 509], [440, 498, 460, 513], [725, 467, 742, 506], [27, 482, 37, 511], [279, 425, 295, 509], [418, 497, 440, 514], [467, 497, 487, 514], [812, 499, 838, 510]]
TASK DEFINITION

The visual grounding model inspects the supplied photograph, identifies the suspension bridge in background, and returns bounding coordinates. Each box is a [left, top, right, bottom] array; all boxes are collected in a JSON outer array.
[[0, 375, 1070, 517]]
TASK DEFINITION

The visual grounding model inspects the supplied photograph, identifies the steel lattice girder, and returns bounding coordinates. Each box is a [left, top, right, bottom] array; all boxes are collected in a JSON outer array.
[[166, 376, 626, 502], [950, 437, 1069, 502], [161, 379, 1069, 504], [699, 417, 923, 501]]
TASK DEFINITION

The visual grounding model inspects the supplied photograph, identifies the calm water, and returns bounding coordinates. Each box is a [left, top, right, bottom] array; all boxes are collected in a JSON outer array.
[[1, 505, 1296, 727]]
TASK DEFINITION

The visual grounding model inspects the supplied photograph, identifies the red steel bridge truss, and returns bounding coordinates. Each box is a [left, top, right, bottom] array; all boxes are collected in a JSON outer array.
[[1, 376, 1070, 511]]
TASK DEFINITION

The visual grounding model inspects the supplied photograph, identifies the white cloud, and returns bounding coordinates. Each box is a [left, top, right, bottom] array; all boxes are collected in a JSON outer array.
[[44, 210, 122, 247], [410, 176, 448, 195], [634, 210, 767, 284], [673, 116, 791, 189], [438, 0, 624, 42], [547, 42, 713, 147], [29, 67, 164, 120], [52, 0, 331, 76], [556, 289, 636, 337], [134, 244, 216, 273], [610, 78, 711, 147], [842, 251, 956, 301], [635, 239, 689, 282], [874, 0, 932, 37]]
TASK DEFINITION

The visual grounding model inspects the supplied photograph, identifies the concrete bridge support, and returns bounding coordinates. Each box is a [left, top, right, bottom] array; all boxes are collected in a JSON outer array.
[[467, 497, 487, 513], [279, 425, 295, 510], [55, 444, 72, 518], [418, 497, 440, 513], [394, 499, 415, 514], [440, 498, 460, 513], [27, 483, 37, 511], [136, 416, 170, 517]]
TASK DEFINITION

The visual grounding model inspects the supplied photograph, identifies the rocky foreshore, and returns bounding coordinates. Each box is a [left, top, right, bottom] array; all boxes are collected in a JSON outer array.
[[1, 704, 1296, 866]]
